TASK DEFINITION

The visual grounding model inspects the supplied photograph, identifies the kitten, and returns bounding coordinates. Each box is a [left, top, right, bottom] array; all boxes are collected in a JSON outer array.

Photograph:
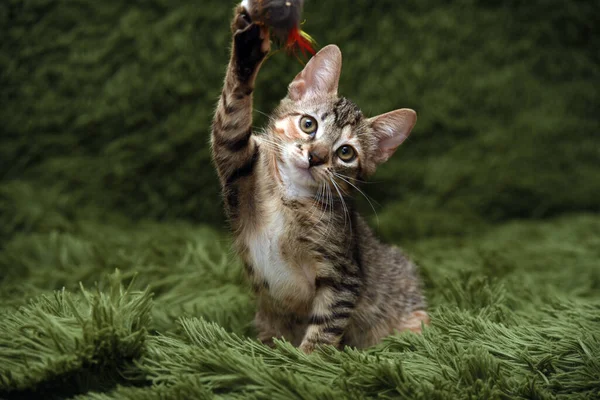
[[211, 6, 428, 353]]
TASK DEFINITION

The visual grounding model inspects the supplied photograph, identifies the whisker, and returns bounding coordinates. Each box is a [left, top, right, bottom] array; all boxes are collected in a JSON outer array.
[[259, 138, 285, 148], [307, 182, 324, 222], [257, 143, 282, 155], [332, 171, 380, 227], [327, 170, 352, 235], [257, 138, 286, 153], [326, 183, 334, 239], [316, 182, 330, 233], [258, 137, 285, 147], [330, 172, 373, 185], [316, 180, 327, 236], [255, 109, 275, 121], [319, 182, 333, 242], [259, 144, 284, 153]]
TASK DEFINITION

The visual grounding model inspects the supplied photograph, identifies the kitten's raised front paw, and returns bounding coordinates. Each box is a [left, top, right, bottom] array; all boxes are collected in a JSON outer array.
[[231, 5, 270, 83], [234, 23, 270, 58], [231, 5, 252, 33], [233, 23, 270, 83]]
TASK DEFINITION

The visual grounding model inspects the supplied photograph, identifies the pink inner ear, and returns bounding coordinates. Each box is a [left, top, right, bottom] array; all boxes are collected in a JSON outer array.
[[370, 109, 417, 163], [287, 45, 342, 101], [288, 80, 306, 102], [378, 127, 408, 155]]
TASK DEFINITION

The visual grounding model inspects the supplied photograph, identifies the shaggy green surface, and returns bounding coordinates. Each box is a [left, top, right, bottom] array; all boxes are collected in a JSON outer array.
[[1, 204, 599, 399], [1, 0, 599, 398]]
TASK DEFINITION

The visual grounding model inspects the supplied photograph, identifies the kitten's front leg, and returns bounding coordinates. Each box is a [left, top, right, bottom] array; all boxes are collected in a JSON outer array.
[[255, 303, 304, 347], [299, 272, 362, 353], [211, 6, 270, 185]]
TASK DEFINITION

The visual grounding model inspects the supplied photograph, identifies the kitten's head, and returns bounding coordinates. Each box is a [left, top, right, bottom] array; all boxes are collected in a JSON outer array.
[[265, 45, 416, 198]]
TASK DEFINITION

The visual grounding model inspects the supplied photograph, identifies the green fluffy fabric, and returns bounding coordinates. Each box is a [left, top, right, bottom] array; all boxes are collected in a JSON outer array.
[[1, 0, 599, 398], [1, 209, 599, 399]]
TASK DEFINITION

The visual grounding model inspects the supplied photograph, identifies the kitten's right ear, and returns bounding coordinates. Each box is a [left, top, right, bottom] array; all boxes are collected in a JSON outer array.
[[288, 45, 342, 101]]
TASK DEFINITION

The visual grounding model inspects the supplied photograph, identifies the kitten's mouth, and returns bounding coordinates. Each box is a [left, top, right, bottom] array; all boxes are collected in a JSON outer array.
[[269, 142, 322, 194], [292, 156, 326, 187], [274, 158, 320, 192], [291, 160, 314, 180]]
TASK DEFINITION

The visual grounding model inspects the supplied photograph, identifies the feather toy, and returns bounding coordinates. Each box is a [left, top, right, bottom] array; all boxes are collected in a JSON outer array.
[[241, 0, 317, 58]]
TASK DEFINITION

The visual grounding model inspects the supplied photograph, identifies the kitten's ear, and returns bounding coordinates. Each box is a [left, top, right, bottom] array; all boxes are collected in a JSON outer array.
[[369, 108, 417, 164], [288, 45, 342, 101]]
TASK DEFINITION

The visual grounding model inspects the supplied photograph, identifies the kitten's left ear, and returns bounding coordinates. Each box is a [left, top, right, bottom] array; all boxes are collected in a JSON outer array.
[[288, 45, 342, 101], [369, 108, 417, 164]]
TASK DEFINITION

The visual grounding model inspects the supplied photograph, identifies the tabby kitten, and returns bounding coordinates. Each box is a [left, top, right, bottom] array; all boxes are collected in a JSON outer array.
[[211, 6, 428, 353]]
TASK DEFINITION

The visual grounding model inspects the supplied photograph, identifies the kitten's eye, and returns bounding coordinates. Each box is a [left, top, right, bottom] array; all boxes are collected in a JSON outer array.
[[299, 116, 318, 135], [336, 145, 356, 162]]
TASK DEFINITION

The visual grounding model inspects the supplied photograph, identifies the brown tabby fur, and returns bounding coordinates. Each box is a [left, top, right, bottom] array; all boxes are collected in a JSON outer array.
[[211, 6, 428, 353]]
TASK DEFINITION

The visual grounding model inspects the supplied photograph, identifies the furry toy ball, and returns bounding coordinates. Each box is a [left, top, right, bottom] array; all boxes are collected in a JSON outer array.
[[241, 0, 316, 57]]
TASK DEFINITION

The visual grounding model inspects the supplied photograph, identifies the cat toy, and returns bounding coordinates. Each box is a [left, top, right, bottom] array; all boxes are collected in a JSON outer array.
[[241, 0, 317, 58]]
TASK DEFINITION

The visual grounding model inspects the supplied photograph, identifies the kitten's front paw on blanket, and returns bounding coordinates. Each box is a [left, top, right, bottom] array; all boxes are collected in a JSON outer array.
[[298, 341, 316, 354]]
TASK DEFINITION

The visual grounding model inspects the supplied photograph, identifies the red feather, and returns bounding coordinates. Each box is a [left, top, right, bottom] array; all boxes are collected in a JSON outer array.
[[286, 27, 316, 57]]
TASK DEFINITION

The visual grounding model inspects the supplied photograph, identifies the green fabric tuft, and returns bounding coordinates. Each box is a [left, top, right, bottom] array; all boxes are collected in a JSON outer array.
[[0, 273, 152, 398]]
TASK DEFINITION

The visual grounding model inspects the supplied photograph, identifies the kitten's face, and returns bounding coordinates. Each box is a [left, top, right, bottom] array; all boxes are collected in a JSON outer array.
[[267, 97, 368, 197], [264, 45, 416, 199]]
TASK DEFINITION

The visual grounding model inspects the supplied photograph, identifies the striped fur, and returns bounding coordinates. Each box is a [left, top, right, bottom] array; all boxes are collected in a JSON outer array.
[[212, 7, 427, 352]]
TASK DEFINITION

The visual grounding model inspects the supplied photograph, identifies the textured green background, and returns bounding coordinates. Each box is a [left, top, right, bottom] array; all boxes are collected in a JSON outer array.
[[1, 0, 599, 399], [2, 0, 598, 238]]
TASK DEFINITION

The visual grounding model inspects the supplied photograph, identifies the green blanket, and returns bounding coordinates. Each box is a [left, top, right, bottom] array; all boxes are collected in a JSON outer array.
[[1, 0, 599, 398]]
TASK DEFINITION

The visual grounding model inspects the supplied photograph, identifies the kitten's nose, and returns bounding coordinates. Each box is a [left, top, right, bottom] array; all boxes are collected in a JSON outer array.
[[308, 147, 328, 168]]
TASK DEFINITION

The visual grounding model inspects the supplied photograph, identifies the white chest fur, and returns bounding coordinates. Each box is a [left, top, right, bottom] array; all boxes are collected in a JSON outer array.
[[245, 213, 295, 298]]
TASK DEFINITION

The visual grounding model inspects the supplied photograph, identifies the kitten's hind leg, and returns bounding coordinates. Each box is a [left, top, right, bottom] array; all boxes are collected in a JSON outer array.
[[398, 310, 429, 333]]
